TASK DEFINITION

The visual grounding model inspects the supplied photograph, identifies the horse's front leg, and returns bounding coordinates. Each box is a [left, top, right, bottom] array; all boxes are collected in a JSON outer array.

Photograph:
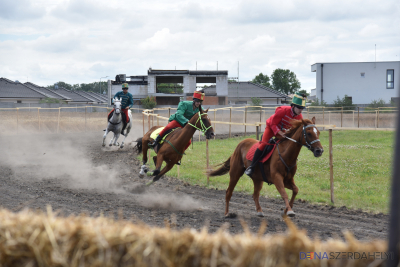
[[120, 123, 132, 149], [108, 132, 115, 146], [147, 161, 175, 186], [102, 129, 109, 147], [273, 175, 295, 217], [113, 133, 121, 146], [286, 181, 299, 209]]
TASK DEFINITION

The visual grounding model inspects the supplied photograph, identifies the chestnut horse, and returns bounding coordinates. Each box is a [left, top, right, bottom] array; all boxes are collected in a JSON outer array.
[[135, 108, 214, 185], [208, 117, 324, 217]]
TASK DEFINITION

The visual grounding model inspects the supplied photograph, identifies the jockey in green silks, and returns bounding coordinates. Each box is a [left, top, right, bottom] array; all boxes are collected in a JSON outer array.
[[149, 90, 205, 149]]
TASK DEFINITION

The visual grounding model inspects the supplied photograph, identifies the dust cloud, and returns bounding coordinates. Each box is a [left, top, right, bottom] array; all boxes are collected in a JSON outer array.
[[0, 133, 123, 192]]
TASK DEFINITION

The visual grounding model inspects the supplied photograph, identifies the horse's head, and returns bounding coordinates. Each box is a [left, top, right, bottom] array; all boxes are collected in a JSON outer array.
[[113, 98, 121, 114], [301, 117, 324, 157], [190, 108, 215, 139]]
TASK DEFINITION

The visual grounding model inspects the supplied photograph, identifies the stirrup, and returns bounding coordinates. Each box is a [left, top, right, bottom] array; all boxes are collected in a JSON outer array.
[[244, 166, 253, 177], [176, 161, 181, 166], [120, 130, 125, 136]]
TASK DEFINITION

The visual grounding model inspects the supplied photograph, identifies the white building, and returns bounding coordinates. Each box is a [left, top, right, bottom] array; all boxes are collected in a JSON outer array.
[[311, 61, 400, 105]]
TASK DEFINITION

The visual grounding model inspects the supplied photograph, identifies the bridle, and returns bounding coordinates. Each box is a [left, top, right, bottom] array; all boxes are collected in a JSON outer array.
[[109, 101, 122, 125], [188, 112, 212, 135], [284, 124, 320, 151]]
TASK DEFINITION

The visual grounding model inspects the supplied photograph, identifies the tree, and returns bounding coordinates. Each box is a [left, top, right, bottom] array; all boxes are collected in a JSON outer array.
[[296, 89, 309, 97], [271, 68, 301, 95], [252, 73, 271, 88], [251, 97, 262, 109]]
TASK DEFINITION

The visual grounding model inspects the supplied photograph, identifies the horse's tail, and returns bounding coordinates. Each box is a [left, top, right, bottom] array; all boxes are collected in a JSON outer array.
[[135, 137, 143, 154], [208, 156, 231, 177]]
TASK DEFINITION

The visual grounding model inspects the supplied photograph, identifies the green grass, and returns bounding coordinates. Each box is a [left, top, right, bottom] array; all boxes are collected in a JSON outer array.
[[142, 131, 394, 214]]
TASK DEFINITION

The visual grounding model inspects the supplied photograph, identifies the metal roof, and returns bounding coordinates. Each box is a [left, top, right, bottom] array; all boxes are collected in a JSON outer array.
[[24, 82, 71, 101], [52, 88, 94, 102], [0, 78, 47, 99]]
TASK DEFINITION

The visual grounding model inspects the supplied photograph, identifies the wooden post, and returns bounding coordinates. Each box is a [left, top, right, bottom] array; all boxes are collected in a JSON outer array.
[[353, 110, 355, 127], [307, 107, 309, 119], [38, 108, 40, 132], [256, 125, 259, 140], [329, 129, 334, 203], [358, 107, 360, 128], [152, 111, 154, 128], [259, 107, 262, 123], [229, 107, 232, 138], [16, 108, 19, 133], [142, 113, 145, 135], [168, 107, 171, 118], [375, 110, 378, 128], [57, 108, 61, 133], [323, 107, 325, 125], [199, 130, 200, 142], [244, 106, 247, 137], [148, 112, 151, 131], [329, 111, 331, 124], [85, 107, 87, 132], [377, 108, 380, 128], [177, 165, 180, 179], [157, 114, 159, 126], [214, 109, 216, 140], [341, 107, 343, 127], [206, 139, 209, 186]]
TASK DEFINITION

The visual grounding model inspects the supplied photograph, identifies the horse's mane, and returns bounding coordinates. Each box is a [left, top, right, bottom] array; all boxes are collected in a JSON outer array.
[[283, 118, 313, 139]]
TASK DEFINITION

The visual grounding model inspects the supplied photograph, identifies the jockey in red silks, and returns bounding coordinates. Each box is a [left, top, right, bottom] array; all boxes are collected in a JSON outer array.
[[245, 94, 307, 177], [108, 83, 134, 135], [149, 90, 205, 151]]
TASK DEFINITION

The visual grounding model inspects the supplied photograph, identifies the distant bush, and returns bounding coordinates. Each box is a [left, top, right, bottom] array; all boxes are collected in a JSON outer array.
[[310, 98, 327, 106], [368, 99, 387, 108], [333, 95, 355, 110], [141, 96, 156, 109], [39, 98, 65, 104]]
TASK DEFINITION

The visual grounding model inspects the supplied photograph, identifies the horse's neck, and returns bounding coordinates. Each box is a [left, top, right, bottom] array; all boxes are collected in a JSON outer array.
[[280, 126, 303, 161], [110, 112, 121, 123], [174, 117, 198, 144]]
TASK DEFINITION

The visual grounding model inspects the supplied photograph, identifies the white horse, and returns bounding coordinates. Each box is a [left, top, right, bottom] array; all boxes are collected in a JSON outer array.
[[102, 98, 132, 148]]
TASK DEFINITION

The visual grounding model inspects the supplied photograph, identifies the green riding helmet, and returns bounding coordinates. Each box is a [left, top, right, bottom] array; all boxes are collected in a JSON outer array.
[[122, 83, 129, 89], [291, 94, 307, 109]]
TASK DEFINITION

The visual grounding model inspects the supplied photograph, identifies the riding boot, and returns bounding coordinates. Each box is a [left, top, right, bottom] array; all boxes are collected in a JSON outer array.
[[244, 148, 263, 177], [149, 134, 162, 147]]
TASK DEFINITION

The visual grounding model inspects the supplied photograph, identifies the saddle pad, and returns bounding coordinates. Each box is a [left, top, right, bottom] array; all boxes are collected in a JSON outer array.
[[150, 127, 164, 140], [150, 127, 179, 145], [246, 142, 276, 163]]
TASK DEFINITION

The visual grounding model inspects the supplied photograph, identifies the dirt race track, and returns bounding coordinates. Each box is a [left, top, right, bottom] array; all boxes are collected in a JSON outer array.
[[0, 132, 389, 242]]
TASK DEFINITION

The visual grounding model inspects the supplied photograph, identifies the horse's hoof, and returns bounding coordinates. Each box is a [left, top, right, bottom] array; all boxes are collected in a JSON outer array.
[[287, 210, 295, 217], [281, 210, 295, 218], [120, 145, 124, 149], [109, 144, 112, 147], [102, 144, 105, 147], [225, 213, 237, 218], [256, 212, 264, 217]]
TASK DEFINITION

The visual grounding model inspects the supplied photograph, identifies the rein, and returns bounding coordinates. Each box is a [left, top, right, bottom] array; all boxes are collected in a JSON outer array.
[[188, 112, 212, 135], [284, 124, 320, 150], [278, 123, 320, 179], [108, 109, 122, 125]]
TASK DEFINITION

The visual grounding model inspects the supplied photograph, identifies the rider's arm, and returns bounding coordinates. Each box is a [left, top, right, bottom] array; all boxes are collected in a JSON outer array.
[[127, 94, 134, 108], [269, 107, 287, 135], [174, 101, 189, 126]]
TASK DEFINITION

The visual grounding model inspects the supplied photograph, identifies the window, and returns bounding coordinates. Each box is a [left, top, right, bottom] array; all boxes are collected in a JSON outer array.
[[17, 100, 21, 103], [387, 69, 394, 89], [361, 72, 365, 78]]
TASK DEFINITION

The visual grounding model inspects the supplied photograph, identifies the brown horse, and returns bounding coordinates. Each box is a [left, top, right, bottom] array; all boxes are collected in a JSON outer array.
[[208, 117, 323, 217], [135, 108, 214, 184]]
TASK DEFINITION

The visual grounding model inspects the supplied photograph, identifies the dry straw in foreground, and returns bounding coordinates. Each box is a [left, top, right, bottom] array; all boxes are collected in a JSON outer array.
[[0, 207, 388, 267]]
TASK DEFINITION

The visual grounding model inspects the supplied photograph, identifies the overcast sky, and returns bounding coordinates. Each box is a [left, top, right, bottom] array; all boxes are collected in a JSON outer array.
[[0, 0, 399, 92]]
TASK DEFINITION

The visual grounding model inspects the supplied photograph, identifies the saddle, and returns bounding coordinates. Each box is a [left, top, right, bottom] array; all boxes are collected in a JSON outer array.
[[150, 127, 179, 153], [108, 110, 130, 129], [246, 138, 277, 185]]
